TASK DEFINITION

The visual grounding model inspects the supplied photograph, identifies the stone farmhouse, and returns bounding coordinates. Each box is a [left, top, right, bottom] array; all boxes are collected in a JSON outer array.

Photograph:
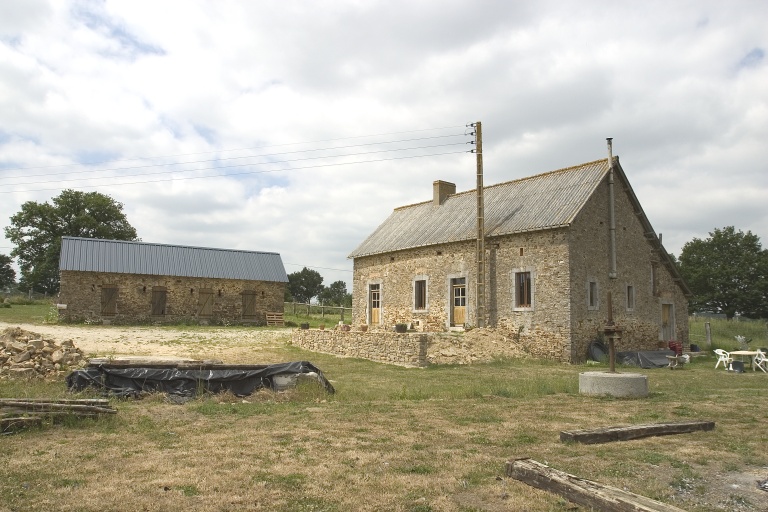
[[58, 237, 287, 325], [348, 152, 690, 363]]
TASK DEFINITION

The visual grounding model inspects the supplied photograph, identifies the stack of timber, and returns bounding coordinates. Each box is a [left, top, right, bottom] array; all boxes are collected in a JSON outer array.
[[1, 398, 116, 433]]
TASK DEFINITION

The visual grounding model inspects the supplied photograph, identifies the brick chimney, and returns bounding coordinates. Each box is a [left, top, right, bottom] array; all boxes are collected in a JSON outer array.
[[433, 180, 456, 206]]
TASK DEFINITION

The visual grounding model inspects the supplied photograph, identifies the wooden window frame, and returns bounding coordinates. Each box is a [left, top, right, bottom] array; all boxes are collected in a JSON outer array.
[[512, 268, 534, 311], [413, 277, 428, 312]]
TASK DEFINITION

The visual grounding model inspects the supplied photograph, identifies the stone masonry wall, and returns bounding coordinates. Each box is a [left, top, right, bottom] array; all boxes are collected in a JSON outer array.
[[58, 270, 285, 325], [352, 230, 574, 362], [568, 172, 690, 362], [291, 328, 429, 367]]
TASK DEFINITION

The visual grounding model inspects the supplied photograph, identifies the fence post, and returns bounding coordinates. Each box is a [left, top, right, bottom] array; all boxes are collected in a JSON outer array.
[[705, 321, 711, 347], [341, 306, 344, 322]]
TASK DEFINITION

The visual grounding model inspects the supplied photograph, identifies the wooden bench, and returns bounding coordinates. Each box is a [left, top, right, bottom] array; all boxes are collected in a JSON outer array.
[[265, 312, 285, 327]]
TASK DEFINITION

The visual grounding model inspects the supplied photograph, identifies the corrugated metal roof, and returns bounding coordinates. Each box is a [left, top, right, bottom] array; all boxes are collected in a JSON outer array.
[[349, 159, 609, 258], [59, 237, 288, 282]]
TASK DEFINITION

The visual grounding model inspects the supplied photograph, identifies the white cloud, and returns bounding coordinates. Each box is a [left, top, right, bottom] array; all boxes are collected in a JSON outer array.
[[1, 0, 767, 292]]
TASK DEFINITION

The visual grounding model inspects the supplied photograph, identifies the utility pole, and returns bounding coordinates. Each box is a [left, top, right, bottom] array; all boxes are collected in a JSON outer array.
[[473, 121, 485, 328]]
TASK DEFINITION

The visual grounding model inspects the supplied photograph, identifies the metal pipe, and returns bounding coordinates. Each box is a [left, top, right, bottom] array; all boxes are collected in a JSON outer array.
[[607, 138, 617, 279]]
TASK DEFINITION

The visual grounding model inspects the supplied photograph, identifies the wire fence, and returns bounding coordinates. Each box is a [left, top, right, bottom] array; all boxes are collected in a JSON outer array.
[[689, 315, 768, 350], [284, 301, 352, 322]]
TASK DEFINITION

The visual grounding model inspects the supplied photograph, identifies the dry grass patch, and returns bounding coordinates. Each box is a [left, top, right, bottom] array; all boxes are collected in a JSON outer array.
[[1, 326, 767, 511]]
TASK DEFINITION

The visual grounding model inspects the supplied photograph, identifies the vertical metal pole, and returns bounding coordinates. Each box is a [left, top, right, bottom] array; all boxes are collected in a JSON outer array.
[[475, 121, 485, 328]]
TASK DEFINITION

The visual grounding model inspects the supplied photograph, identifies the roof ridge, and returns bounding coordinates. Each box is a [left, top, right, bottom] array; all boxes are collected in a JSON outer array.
[[393, 158, 609, 211], [61, 236, 280, 256]]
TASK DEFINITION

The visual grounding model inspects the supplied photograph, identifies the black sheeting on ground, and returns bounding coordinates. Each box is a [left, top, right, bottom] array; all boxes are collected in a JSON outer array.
[[66, 361, 335, 397], [617, 350, 676, 369]]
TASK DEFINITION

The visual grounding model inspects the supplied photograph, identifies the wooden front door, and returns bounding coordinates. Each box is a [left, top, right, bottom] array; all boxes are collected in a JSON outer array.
[[197, 289, 213, 317], [369, 284, 381, 324], [242, 291, 257, 319], [661, 303, 674, 341], [101, 286, 117, 316], [151, 287, 167, 316], [452, 278, 466, 326]]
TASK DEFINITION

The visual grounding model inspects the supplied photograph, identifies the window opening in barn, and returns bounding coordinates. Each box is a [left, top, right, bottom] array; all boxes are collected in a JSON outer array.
[[514, 271, 532, 309], [414, 279, 427, 310], [369, 283, 381, 324], [101, 285, 118, 316], [626, 284, 635, 311], [151, 287, 167, 316], [242, 290, 257, 318], [198, 289, 213, 318], [587, 280, 599, 310], [451, 278, 466, 326]]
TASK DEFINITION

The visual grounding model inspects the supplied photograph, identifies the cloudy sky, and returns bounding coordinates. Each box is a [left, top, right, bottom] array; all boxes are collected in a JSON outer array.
[[1, 0, 766, 291]]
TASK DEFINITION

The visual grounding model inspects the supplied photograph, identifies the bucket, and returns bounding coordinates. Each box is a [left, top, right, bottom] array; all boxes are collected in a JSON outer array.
[[690, 344, 700, 352], [300, 323, 309, 330], [730, 361, 745, 373]]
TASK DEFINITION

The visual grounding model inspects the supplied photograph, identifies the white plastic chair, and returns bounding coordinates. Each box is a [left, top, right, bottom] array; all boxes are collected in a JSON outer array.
[[714, 349, 732, 369], [755, 351, 768, 373]]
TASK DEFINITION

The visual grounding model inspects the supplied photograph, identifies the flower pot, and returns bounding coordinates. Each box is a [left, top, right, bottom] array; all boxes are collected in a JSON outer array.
[[300, 323, 309, 330], [360, 325, 368, 332], [395, 323, 407, 333]]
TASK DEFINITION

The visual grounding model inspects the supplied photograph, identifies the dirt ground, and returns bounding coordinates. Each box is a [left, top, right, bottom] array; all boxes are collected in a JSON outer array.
[[0, 321, 292, 364]]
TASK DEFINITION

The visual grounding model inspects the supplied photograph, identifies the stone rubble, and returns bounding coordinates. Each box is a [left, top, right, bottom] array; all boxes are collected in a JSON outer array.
[[0, 327, 85, 379]]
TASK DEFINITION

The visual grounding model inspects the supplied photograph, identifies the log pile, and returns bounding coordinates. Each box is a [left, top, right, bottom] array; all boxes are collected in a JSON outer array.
[[1, 398, 117, 433], [0, 327, 85, 379]]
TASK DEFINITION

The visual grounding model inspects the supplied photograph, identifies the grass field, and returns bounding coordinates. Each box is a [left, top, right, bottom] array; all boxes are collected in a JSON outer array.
[[1, 307, 767, 511]]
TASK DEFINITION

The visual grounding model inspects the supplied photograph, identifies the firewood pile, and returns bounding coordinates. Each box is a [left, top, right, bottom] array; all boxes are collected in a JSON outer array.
[[1, 398, 117, 433], [0, 327, 85, 379]]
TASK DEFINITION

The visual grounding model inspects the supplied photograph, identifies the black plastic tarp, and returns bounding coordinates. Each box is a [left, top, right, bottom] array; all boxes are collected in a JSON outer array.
[[617, 350, 676, 369], [66, 361, 334, 397]]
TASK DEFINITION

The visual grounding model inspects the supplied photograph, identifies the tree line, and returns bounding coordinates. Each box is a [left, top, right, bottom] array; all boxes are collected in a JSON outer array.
[[1, 190, 765, 318]]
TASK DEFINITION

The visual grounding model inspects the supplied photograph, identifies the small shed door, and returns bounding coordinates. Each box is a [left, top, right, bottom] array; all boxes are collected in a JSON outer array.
[[452, 278, 466, 326], [101, 286, 118, 316], [198, 289, 213, 317], [369, 284, 381, 324], [151, 287, 167, 316], [242, 291, 257, 318]]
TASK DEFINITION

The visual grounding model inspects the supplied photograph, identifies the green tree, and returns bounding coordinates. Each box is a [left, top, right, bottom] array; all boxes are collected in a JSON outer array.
[[4, 190, 138, 295], [287, 267, 324, 304], [678, 226, 768, 319], [318, 280, 351, 306], [0, 253, 16, 290]]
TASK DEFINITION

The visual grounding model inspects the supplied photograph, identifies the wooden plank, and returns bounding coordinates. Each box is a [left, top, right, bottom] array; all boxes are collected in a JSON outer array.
[[266, 312, 284, 326], [560, 421, 715, 444], [506, 458, 687, 512], [0, 400, 117, 415], [2, 416, 43, 433]]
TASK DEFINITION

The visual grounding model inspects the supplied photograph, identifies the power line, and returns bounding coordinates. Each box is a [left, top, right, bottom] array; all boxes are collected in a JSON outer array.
[[0, 149, 472, 194], [0, 133, 468, 181], [2, 140, 470, 187], [1, 125, 468, 173]]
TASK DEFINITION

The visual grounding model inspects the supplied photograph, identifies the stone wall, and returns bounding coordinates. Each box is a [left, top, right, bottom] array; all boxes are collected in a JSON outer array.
[[291, 328, 429, 367], [349, 169, 690, 365], [567, 173, 690, 361], [58, 270, 285, 325]]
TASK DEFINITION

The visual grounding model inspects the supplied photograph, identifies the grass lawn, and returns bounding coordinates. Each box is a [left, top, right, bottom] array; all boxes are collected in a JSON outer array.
[[1, 320, 767, 511]]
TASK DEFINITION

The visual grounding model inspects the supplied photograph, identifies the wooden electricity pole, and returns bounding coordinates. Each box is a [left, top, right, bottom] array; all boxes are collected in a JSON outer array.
[[474, 121, 485, 328]]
